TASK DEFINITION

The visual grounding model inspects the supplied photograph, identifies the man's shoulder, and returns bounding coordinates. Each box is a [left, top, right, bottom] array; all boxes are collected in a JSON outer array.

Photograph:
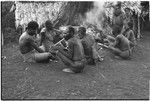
[[116, 34, 124, 39], [128, 29, 134, 33], [68, 37, 78, 44], [20, 32, 35, 44], [19, 32, 27, 40]]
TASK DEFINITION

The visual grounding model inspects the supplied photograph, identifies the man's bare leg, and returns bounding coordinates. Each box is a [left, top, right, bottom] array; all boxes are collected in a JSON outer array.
[[57, 51, 74, 66], [108, 46, 122, 55], [34, 52, 55, 63], [56, 51, 84, 73]]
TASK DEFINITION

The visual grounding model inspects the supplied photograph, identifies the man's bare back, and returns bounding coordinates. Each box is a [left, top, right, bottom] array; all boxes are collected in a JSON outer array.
[[115, 34, 130, 51], [19, 32, 35, 54]]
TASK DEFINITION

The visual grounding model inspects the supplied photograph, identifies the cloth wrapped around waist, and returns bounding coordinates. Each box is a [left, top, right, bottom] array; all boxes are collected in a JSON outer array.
[[21, 49, 37, 62]]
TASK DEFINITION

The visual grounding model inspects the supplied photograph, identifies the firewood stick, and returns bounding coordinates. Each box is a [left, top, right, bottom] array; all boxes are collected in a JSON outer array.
[[97, 43, 109, 49], [53, 38, 65, 46]]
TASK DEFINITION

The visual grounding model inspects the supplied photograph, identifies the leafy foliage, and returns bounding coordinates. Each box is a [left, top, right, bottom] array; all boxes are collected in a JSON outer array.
[[1, 1, 18, 44], [1, 1, 15, 30], [2, 1, 149, 45], [15, 2, 93, 28]]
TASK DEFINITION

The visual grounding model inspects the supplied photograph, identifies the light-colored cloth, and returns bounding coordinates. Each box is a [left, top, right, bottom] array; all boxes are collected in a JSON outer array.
[[21, 46, 45, 62], [21, 50, 37, 62]]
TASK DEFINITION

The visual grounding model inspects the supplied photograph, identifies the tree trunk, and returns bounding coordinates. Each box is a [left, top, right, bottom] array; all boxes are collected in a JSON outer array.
[[2, 32, 4, 46], [137, 14, 141, 39], [133, 14, 138, 38]]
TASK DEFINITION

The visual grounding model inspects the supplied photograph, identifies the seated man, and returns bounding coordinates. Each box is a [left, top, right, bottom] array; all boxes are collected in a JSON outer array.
[[78, 27, 103, 65], [78, 27, 95, 65], [99, 22, 136, 59], [51, 26, 86, 73], [100, 33, 133, 59], [19, 21, 55, 63], [122, 22, 136, 47], [40, 20, 56, 52]]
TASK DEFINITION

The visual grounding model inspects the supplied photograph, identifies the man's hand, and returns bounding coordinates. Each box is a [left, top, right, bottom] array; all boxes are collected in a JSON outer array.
[[97, 43, 109, 49], [51, 44, 64, 51], [51, 45, 59, 51]]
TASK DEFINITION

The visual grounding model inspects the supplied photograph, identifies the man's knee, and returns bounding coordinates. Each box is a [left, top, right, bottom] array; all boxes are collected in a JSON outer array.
[[71, 61, 85, 73], [119, 50, 131, 59]]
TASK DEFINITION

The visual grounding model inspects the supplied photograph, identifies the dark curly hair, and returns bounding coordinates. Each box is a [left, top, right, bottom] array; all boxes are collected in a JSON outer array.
[[64, 26, 75, 40], [68, 26, 75, 35], [45, 20, 53, 30], [78, 26, 86, 35], [27, 21, 39, 30]]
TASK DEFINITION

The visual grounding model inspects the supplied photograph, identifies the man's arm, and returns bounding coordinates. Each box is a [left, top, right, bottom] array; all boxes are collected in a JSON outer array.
[[45, 32, 53, 42], [128, 30, 137, 46], [113, 36, 120, 47], [27, 38, 44, 53], [59, 41, 74, 59], [40, 32, 45, 45], [40, 28, 47, 45]]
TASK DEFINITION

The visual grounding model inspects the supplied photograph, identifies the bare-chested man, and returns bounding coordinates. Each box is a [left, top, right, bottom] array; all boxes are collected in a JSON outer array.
[[40, 20, 67, 62], [51, 26, 85, 73], [78, 27, 103, 65], [78, 27, 95, 65], [101, 34, 133, 59], [123, 7, 133, 28], [98, 20, 136, 59], [19, 21, 54, 63], [122, 22, 136, 46], [40, 20, 56, 52], [78, 27, 95, 64], [111, 2, 124, 37]]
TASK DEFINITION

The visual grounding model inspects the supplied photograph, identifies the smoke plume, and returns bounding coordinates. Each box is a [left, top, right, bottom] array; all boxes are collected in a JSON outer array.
[[83, 1, 105, 30]]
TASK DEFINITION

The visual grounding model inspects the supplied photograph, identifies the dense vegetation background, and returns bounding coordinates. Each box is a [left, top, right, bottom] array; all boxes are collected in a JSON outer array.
[[1, 1, 93, 45], [1, 1, 18, 44], [1, 1, 149, 45]]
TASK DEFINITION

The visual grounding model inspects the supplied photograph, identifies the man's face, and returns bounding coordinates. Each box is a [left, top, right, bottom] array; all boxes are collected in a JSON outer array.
[[125, 9, 130, 15], [115, 6, 121, 11], [28, 29, 38, 36], [64, 31, 74, 41], [46, 23, 52, 30], [78, 30, 84, 39], [114, 6, 122, 16]]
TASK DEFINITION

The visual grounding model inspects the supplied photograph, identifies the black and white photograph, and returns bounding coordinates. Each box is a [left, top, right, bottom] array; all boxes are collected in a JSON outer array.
[[1, 0, 150, 100]]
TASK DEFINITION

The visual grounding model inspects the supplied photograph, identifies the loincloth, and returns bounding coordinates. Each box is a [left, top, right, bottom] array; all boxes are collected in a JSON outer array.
[[71, 59, 86, 73], [73, 59, 86, 68]]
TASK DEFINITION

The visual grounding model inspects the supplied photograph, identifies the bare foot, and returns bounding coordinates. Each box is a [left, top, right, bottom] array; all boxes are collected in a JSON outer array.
[[62, 68, 75, 73]]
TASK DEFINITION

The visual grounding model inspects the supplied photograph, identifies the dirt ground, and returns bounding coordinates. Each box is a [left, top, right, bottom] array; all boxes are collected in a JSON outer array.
[[1, 31, 150, 100]]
